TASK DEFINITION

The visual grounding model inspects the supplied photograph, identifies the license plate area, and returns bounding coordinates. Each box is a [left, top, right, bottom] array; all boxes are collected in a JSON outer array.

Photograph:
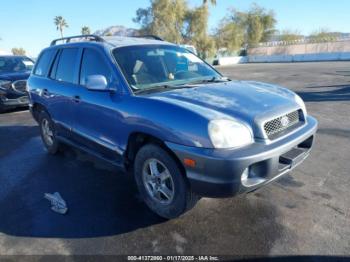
[[279, 147, 307, 171]]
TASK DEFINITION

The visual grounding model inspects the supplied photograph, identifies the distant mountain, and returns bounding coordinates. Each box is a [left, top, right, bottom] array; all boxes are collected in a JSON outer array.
[[94, 25, 137, 37]]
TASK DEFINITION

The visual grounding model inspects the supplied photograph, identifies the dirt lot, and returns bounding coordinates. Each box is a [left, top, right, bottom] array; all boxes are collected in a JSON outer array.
[[0, 62, 349, 257]]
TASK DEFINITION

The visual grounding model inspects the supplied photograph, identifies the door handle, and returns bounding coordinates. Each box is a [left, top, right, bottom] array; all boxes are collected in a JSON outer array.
[[73, 95, 81, 103], [42, 88, 49, 96]]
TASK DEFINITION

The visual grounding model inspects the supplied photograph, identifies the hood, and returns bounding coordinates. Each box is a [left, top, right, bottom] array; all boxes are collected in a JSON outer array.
[[0, 71, 31, 81], [150, 80, 301, 137]]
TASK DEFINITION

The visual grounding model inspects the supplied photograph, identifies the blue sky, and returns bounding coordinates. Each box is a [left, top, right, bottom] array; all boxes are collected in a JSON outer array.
[[1, 0, 349, 56]]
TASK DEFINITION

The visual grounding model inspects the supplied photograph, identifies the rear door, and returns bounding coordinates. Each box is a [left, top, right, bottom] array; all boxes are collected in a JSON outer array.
[[29, 49, 57, 109], [71, 47, 124, 163], [46, 47, 80, 138]]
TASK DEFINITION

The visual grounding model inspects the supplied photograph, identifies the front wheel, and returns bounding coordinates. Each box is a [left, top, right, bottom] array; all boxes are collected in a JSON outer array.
[[134, 144, 199, 219]]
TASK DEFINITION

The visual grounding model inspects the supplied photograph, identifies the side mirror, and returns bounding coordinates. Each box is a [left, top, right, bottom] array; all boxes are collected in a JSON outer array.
[[85, 75, 108, 91]]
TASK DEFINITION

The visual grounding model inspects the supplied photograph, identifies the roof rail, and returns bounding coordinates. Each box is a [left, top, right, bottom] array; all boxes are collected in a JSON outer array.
[[133, 35, 164, 41], [50, 34, 105, 46]]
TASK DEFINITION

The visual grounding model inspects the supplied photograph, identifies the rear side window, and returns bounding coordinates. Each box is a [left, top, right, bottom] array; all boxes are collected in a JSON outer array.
[[49, 50, 60, 79], [80, 49, 112, 85], [55, 48, 79, 83], [34, 49, 55, 76]]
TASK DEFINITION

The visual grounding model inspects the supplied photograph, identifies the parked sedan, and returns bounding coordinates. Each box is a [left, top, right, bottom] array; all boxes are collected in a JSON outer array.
[[0, 55, 34, 112]]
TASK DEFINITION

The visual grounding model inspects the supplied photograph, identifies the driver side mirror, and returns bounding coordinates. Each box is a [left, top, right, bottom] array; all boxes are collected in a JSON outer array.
[[85, 75, 108, 91]]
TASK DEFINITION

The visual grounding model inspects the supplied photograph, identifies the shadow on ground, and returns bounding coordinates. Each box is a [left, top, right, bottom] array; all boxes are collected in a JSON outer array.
[[0, 125, 284, 255], [0, 133, 166, 238], [0, 107, 28, 115], [0, 125, 38, 157], [298, 84, 350, 102], [317, 128, 350, 139]]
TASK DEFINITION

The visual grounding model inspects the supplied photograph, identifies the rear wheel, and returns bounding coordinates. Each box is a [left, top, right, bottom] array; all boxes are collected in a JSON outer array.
[[39, 111, 62, 154], [134, 144, 199, 219]]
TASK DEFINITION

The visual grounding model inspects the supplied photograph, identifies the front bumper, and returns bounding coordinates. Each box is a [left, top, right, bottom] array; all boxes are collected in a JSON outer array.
[[0, 95, 29, 108], [166, 116, 318, 198]]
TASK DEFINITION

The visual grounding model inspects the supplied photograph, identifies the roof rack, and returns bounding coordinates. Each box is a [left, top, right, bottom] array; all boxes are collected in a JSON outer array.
[[50, 34, 105, 46], [133, 35, 164, 41]]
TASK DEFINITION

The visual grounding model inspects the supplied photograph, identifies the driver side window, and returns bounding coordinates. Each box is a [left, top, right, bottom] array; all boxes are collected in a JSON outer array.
[[80, 49, 112, 86]]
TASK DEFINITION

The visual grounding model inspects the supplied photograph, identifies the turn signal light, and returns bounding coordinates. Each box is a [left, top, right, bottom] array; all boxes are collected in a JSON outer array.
[[184, 158, 196, 167]]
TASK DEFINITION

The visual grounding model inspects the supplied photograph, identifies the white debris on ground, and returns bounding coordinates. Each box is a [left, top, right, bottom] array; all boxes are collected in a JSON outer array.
[[44, 192, 68, 214]]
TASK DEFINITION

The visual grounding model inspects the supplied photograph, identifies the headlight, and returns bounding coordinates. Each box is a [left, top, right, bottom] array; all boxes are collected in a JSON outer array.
[[294, 94, 307, 116], [0, 80, 11, 90], [208, 119, 253, 149]]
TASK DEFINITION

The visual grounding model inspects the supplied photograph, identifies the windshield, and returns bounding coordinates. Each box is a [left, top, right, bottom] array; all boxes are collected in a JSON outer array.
[[112, 45, 221, 92], [0, 56, 34, 74]]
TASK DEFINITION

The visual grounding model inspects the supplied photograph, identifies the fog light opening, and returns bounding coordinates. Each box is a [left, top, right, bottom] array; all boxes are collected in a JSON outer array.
[[241, 168, 249, 183], [241, 167, 266, 188]]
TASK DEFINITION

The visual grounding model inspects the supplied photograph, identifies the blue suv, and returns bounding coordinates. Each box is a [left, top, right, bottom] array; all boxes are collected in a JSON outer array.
[[28, 35, 317, 218]]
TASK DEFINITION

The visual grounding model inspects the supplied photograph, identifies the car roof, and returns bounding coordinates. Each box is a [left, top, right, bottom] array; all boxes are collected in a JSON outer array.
[[103, 36, 174, 48], [45, 35, 175, 52]]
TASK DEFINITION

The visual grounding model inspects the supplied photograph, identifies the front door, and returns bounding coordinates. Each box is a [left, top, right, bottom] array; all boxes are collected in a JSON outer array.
[[71, 47, 124, 163]]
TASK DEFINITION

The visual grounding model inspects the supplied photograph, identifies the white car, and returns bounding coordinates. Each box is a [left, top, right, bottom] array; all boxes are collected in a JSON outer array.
[[180, 44, 198, 55]]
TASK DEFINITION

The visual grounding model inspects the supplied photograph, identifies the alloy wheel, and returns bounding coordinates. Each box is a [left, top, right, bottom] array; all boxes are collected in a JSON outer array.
[[142, 158, 175, 205], [41, 118, 54, 146]]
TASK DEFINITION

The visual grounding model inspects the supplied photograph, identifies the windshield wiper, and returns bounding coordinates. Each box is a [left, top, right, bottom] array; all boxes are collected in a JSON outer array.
[[133, 84, 192, 94], [133, 77, 230, 94], [186, 76, 231, 85]]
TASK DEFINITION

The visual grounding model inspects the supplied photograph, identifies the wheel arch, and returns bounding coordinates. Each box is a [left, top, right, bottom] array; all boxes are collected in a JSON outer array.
[[31, 102, 50, 122], [124, 132, 187, 177]]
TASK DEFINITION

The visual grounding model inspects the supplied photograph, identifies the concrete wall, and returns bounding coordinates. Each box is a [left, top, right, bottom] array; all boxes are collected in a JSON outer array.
[[215, 56, 248, 66], [249, 40, 350, 56], [209, 40, 350, 65], [248, 52, 350, 63], [214, 52, 350, 65], [213, 40, 350, 66]]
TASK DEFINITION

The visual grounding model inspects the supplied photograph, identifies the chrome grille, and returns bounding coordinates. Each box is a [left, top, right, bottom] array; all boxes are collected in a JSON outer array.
[[12, 80, 27, 93], [264, 110, 301, 138]]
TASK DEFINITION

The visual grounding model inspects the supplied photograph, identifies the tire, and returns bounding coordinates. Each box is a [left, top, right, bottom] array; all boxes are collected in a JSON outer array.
[[134, 144, 199, 219], [39, 110, 61, 155]]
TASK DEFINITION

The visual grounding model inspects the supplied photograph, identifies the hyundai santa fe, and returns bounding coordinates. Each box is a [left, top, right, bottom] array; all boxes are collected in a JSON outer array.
[[28, 35, 317, 218]]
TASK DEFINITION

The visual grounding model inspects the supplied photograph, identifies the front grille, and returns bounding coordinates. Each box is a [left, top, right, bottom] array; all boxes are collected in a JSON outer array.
[[12, 80, 27, 93], [264, 110, 301, 138]]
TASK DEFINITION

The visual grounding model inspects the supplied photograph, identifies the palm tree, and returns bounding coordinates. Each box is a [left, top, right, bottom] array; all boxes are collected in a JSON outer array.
[[81, 26, 91, 35], [54, 16, 68, 38], [203, 0, 216, 6]]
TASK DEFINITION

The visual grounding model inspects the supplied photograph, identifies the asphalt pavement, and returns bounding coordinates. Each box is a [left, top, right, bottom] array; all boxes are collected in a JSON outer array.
[[0, 61, 349, 256]]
